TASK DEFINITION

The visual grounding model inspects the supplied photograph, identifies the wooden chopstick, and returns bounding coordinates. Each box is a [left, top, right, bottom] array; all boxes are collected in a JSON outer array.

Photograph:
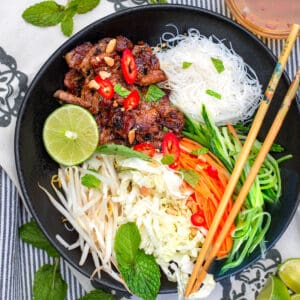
[[191, 67, 300, 292], [184, 23, 300, 297]]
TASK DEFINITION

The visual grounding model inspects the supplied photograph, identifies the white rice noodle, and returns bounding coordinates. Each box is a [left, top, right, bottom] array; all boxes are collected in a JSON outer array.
[[155, 26, 262, 125]]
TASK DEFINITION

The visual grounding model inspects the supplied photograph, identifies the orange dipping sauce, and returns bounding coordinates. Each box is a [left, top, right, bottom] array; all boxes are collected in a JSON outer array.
[[226, 0, 300, 38]]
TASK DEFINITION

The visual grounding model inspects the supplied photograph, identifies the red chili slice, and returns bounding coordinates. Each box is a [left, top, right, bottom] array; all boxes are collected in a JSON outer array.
[[191, 212, 207, 227], [206, 165, 218, 179], [121, 48, 137, 84], [133, 143, 156, 157], [94, 75, 114, 99], [123, 90, 140, 110], [162, 132, 180, 169]]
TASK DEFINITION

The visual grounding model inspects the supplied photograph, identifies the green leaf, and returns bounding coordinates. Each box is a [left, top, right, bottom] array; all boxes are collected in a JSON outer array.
[[161, 154, 175, 165], [211, 57, 225, 73], [182, 61, 192, 69], [22, 1, 65, 27], [145, 85, 165, 102], [118, 250, 161, 300], [114, 222, 141, 266], [206, 89, 222, 100], [179, 168, 199, 188], [33, 261, 67, 300], [96, 144, 152, 161], [148, 0, 167, 3], [191, 147, 209, 155], [78, 290, 116, 300], [81, 174, 101, 189], [19, 221, 59, 257], [61, 15, 73, 37], [69, 0, 101, 14], [114, 84, 131, 97]]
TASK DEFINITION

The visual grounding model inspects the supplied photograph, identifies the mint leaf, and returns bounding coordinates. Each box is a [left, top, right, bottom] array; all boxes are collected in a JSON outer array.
[[69, 0, 101, 14], [114, 222, 141, 266], [61, 15, 73, 36], [114, 223, 161, 300], [96, 144, 152, 161], [161, 154, 175, 165], [33, 261, 67, 300], [22, 1, 64, 27], [118, 250, 160, 300], [206, 89, 222, 100], [179, 168, 199, 188], [79, 290, 116, 300], [211, 57, 225, 73], [81, 174, 101, 189], [191, 147, 209, 155], [114, 84, 131, 97], [145, 85, 165, 102], [19, 221, 59, 257], [182, 61, 192, 69]]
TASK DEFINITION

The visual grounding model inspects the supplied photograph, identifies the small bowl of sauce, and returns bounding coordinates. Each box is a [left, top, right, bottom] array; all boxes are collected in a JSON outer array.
[[226, 0, 300, 38]]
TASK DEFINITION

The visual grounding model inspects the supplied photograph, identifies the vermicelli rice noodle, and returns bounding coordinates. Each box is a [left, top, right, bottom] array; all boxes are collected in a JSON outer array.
[[155, 27, 262, 125]]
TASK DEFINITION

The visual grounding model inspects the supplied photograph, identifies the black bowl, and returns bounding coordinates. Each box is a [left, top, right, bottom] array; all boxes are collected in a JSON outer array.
[[15, 4, 300, 296]]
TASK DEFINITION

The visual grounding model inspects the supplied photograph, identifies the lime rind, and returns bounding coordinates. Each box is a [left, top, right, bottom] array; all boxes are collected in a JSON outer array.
[[278, 258, 300, 294], [43, 104, 99, 166], [257, 275, 290, 300]]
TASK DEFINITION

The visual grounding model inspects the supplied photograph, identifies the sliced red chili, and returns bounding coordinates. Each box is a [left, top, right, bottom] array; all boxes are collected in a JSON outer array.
[[94, 75, 114, 99], [121, 48, 137, 84], [206, 165, 218, 179], [123, 90, 140, 110], [162, 132, 180, 169], [191, 212, 207, 227], [133, 143, 156, 157]]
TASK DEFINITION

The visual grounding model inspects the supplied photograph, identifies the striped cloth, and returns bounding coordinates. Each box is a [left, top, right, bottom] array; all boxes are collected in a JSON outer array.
[[0, 0, 299, 300]]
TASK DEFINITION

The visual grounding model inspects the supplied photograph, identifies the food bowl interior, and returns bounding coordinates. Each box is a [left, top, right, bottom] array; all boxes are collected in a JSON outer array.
[[15, 4, 300, 295]]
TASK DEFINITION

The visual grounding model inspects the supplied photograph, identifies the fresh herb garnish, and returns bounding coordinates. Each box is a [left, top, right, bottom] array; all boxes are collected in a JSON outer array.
[[211, 57, 225, 73], [114, 84, 131, 98], [179, 168, 200, 188], [191, 147, 209, 155], [234, 122, 251, 133], [145, 84, 165, 102], [19, 221, 60, 257], [22, 0, 101, 37], [206, 89, 222, 100], [161, 154, 175, 165], [33, 260, 68, 300], [114, 222, 161, 300], [78, 290, 116, 300], [81, 174, 101, 189], [182, 61, 192, 69], [20, 220, 114, 299], [96, 144, 152, 161]]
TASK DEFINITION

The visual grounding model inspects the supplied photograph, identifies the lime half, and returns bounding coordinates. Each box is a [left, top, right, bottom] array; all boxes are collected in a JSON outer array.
[[291, 295, 300, 300], [278, 258, 300, 293], [43, 105, 99, 166], [256, 275, 290, 300]]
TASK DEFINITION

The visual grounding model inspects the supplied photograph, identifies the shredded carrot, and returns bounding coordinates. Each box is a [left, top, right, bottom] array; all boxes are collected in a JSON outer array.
[[178, 138, 235, 258]]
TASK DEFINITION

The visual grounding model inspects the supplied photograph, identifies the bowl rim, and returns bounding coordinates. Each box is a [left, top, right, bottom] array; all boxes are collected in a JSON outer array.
[[14, 3, 298, 294]]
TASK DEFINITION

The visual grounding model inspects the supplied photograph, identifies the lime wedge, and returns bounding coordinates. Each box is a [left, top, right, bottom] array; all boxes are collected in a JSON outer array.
[[291, 295, 300, 300], [256, 275, 290, 300], [278, 258, 300, 293], [43, 105, 99, 166]]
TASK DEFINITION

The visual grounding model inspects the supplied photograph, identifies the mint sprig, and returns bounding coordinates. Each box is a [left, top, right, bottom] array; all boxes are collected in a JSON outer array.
[[33, 260, 68, 300], [19, 220, 60, 257], [22, 0, 101, 37], [114, 222, 161, 300]]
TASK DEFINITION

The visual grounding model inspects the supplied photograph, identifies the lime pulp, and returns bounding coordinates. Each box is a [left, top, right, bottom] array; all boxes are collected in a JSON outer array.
[[43, 104, 99, 166]]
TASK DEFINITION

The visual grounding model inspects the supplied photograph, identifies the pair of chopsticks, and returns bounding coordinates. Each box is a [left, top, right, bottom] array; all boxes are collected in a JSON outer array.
[[185, 23, 300, 297]]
